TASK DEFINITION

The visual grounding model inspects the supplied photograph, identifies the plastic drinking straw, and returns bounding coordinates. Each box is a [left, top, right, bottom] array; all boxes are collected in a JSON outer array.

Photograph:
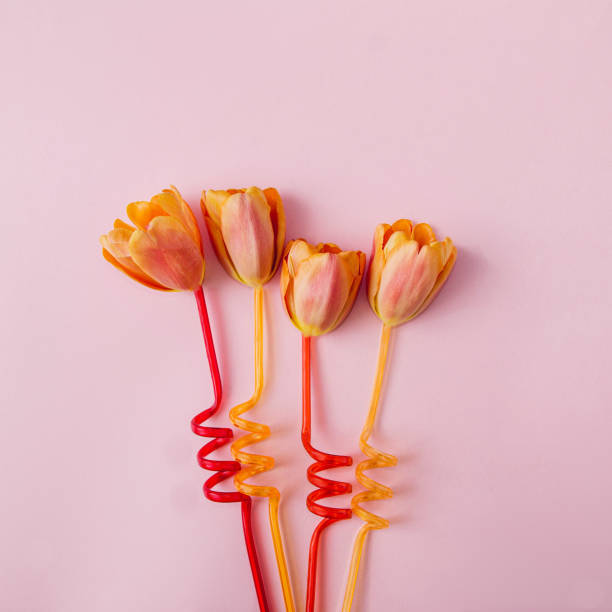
[[301, 335, 353, 612], [229, 286, 296, 612], [190, 286, 270, 612], [341, 323, 397, 611]]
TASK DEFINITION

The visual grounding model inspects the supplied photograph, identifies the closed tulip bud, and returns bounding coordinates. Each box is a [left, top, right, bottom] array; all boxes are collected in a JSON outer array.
[[100, 186, 204, 291], [368, 219, 456, 326], [201, 187, 285, 287], [281, 239, 366, 337]]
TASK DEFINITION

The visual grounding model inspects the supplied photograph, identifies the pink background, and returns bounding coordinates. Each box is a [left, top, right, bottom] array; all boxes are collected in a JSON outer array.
[[2, 1, 612, 611]]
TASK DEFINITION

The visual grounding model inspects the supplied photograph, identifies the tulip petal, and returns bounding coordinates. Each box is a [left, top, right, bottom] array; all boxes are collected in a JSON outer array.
[[280, 257, 299, 326], [390, 219, 413, 236], [151, 186, 201, 249], [377, 240, 440, 324], [367, 223, 389, 316], [293, 252, 353, 336], [128, 216, 204, 290], [126, 201, 167, 231], [411, 238, 457, 319], [412, 222, 437, 246], [100, 228, 167, 289], [101, 246, 169, 291], [383, 229, 411, 259], [203, 216, 243, 283], [263, 187, 286, 281], [114, 218, 135, 231], [202, 190, 230, 226], [333, 250, 366, 330], [286, 239, 318, 276], [319, 243, 342, 255], [220, 188, 275, 286]]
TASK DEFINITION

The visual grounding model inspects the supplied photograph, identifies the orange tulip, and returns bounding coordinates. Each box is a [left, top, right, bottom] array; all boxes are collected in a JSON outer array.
[[201, 187, 285, 287], [100, 186, 204, 291], [368, 219, 456, 326], [281, 239, 366, 337]]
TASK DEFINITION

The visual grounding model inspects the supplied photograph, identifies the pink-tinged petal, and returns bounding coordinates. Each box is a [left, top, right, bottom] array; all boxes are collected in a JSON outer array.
[[101, 246, 169, 291], [203, 216, 243, 283], [411, 239, 457, 319], [377, 240, 440, 325], [151, 186, 201, 249], [286, 239, 318, 276], [220, 187, 275, 286], [293, 252, 353, 336], [126, 201, 167, 230], [128, 217, 204, 291]]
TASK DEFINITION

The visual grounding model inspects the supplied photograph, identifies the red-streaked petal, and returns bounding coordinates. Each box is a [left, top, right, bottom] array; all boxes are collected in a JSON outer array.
[[128, 217, 204, 290]]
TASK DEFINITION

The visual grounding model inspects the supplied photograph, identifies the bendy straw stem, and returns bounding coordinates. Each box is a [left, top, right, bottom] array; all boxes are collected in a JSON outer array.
[[229, 286, 296, 612], [301, 334, 353, 612], [341, 323, 397, 612], [191, 286, 269, 612]]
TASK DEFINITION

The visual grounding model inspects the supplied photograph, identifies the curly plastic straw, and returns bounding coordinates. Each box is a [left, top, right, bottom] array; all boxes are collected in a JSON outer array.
[[229, 286, 296, 612], [301, 335, 353, 612], [341, 323, 397, 612], [190, 287, 270, 612]]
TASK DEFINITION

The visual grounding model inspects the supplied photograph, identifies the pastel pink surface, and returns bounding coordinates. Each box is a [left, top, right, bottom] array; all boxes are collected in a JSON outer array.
[[2, 2, 612, 611]]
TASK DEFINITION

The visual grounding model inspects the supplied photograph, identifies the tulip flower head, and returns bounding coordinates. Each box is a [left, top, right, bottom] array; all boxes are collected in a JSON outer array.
[[100, 186, 204, 291], [201, 187, 285, 287], [281, 240, 366, 337], [368, 219, 456, 326]]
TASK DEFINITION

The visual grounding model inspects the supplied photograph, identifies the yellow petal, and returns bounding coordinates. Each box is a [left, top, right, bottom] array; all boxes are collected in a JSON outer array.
[[280, 255, 298, 328], [410, 238, 457, 319], [333, 250, 366, 330], [383, 229, 411, 259], [220, 188, 275, 286], [367, 223, 389, 316], [128, 217, 204, 291], [263, 187, 286, 281], [202, 189, 230, 227]]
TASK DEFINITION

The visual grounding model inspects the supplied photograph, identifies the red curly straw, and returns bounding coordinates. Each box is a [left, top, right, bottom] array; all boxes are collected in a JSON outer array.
[[191, 287, 269, 612], [301, 334, 353, 612]]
